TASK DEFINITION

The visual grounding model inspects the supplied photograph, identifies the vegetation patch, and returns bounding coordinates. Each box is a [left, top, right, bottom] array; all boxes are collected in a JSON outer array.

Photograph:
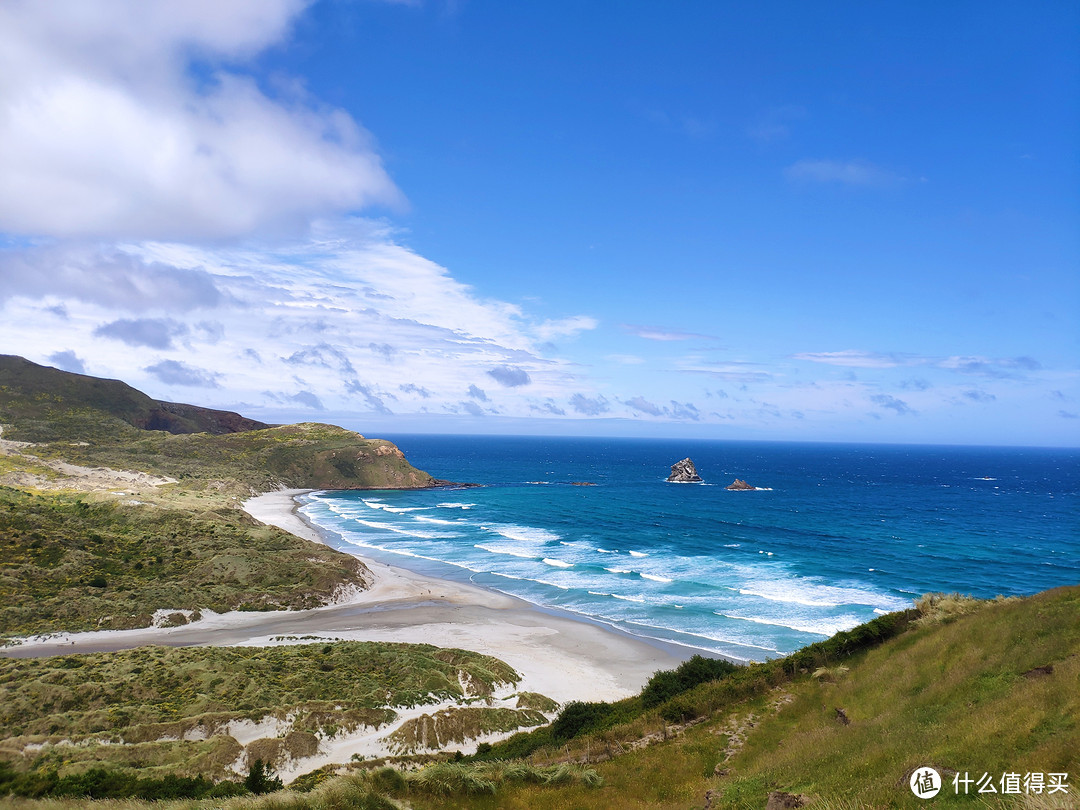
[[388, 707, 549, 754], [0, 486, 371, 638], [0, 641, 522, 780]]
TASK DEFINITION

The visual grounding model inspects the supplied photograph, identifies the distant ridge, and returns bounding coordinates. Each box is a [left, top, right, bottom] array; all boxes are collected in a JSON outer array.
[[0, 354, 268, 439]]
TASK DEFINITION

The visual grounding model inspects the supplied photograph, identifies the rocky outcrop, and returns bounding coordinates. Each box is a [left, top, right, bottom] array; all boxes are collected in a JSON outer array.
[[725, 479, 755, 491], [667, 458, 703, 483]]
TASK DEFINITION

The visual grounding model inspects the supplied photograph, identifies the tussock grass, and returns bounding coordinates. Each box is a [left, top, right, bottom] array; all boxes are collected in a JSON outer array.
[[401, 588, 1077, 810], [0, 642, 521, 779], [915, 591, 992, 626], [0, 487, 372, 639], [388, 707, 548, 753]]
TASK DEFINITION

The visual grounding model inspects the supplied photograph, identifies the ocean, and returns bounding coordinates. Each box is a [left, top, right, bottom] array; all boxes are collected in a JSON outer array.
[[298, 436, 1079, 661]]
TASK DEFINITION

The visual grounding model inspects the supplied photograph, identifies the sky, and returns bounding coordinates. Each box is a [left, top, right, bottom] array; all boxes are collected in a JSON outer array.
[[0, 1, 1077, 447]]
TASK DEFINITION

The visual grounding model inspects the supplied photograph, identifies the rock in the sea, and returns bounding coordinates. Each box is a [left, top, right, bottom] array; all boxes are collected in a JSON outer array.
[[667, 457, 703, 483], [725, 478, 755, 491]]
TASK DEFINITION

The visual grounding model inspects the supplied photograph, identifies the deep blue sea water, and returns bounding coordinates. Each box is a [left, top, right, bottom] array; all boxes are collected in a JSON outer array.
[[298, 437, 1079, 661]]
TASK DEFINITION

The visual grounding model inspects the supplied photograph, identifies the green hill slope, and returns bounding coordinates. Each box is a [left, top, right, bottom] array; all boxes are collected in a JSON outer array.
[[0, 355, 268, 441], [0, 355, 436, 491], [345, 589, 1076, 810], [0, 357, 440, 639], [1, 590, 1074, 807]]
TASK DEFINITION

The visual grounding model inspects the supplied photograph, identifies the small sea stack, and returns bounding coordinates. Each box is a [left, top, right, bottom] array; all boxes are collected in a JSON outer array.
[[726, 478, 756, 491], [667, 457, 703, 483]]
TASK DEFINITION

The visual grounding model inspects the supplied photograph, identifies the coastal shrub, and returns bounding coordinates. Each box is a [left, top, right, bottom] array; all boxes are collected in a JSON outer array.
[[550, 701, 619, 742], [0, 761, 248, 801], [785, 608, 918, 671], [245, 758, 284, 794], [472, 726, 556, 761], [640, 654, 740, 708]]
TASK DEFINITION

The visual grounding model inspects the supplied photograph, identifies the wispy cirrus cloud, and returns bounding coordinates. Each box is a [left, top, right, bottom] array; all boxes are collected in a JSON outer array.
[[622, 396, 700, 420], [746, 104, 806, 143], [797, 350, 1043, 380], [794, 350, 908, 368], [623, 324, 717, 342], [0, 222, 586, 416], [940, 355, 1042, 378], [533, 315, 598, 341], [785, 159, 907, 187]]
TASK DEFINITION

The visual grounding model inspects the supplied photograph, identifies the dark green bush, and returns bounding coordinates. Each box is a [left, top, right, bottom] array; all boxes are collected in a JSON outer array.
[[641, 654, 740, 708]]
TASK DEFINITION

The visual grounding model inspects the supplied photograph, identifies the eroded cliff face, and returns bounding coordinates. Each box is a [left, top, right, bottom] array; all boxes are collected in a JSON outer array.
[[667, 457, 703, 483]]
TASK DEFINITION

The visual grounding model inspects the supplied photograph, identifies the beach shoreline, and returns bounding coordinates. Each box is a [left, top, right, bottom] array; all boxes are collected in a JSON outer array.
[[4, 489, 688, 705]]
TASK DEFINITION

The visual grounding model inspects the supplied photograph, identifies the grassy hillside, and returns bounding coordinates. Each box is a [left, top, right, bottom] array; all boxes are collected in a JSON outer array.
[[0, 356, 441, 639], [0, 589, 1075, 807], [0, 641, 544, 783], [0, 354, 436, 492], [0, 487, 372, 639], [0, 355, 268, 441], [406, 588, 1079, 810]]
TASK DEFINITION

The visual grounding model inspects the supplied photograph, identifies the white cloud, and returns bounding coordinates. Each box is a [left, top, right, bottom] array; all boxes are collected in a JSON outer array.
[[794, 350, 904, 368], [0, 0, 399, 240], [534, 315, 598, 341], [785, 159, 904, 187], [623, 324, 716, 342], [0, 222, 582, 416], [605, 354, 645, 365]]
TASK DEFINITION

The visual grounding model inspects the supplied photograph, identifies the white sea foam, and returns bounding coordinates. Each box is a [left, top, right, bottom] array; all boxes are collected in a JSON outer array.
[[352, 519, 455, 540], [534, 579, 571, 591], [640, 573, 673, 583], [473, 543, 536, 559], [739, 579, 909, 611], [543, 558, 574, 568], [622, 620, 780, 653], [604, 567, 633, 575], [414, 515, 459, 525], [628, 550, 648, 557], [738, 587, 839, 608], [717, 612, 851, 637], [437, 503, 474, 509], [485, 524, 561, 543], [489, 571, 527, 581], [381, 505, 429, 513], [611, 593, 646, 603], [596, 548, 618, 554]]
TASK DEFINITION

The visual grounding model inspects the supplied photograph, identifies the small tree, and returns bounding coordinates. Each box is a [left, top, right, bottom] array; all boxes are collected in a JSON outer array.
[[244, 759, 283, 795]]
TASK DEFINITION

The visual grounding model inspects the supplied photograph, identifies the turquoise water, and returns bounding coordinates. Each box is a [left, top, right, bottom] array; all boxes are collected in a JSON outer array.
[[299, 437, 1079, 661]]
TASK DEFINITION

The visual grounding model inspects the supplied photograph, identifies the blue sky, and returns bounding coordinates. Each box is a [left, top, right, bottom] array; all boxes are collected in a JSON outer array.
[[0, 1, 1077, 446]]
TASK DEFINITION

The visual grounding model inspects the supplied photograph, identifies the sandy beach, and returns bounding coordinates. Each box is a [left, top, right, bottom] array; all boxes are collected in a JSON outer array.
[[6, 489, 687, 705]]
